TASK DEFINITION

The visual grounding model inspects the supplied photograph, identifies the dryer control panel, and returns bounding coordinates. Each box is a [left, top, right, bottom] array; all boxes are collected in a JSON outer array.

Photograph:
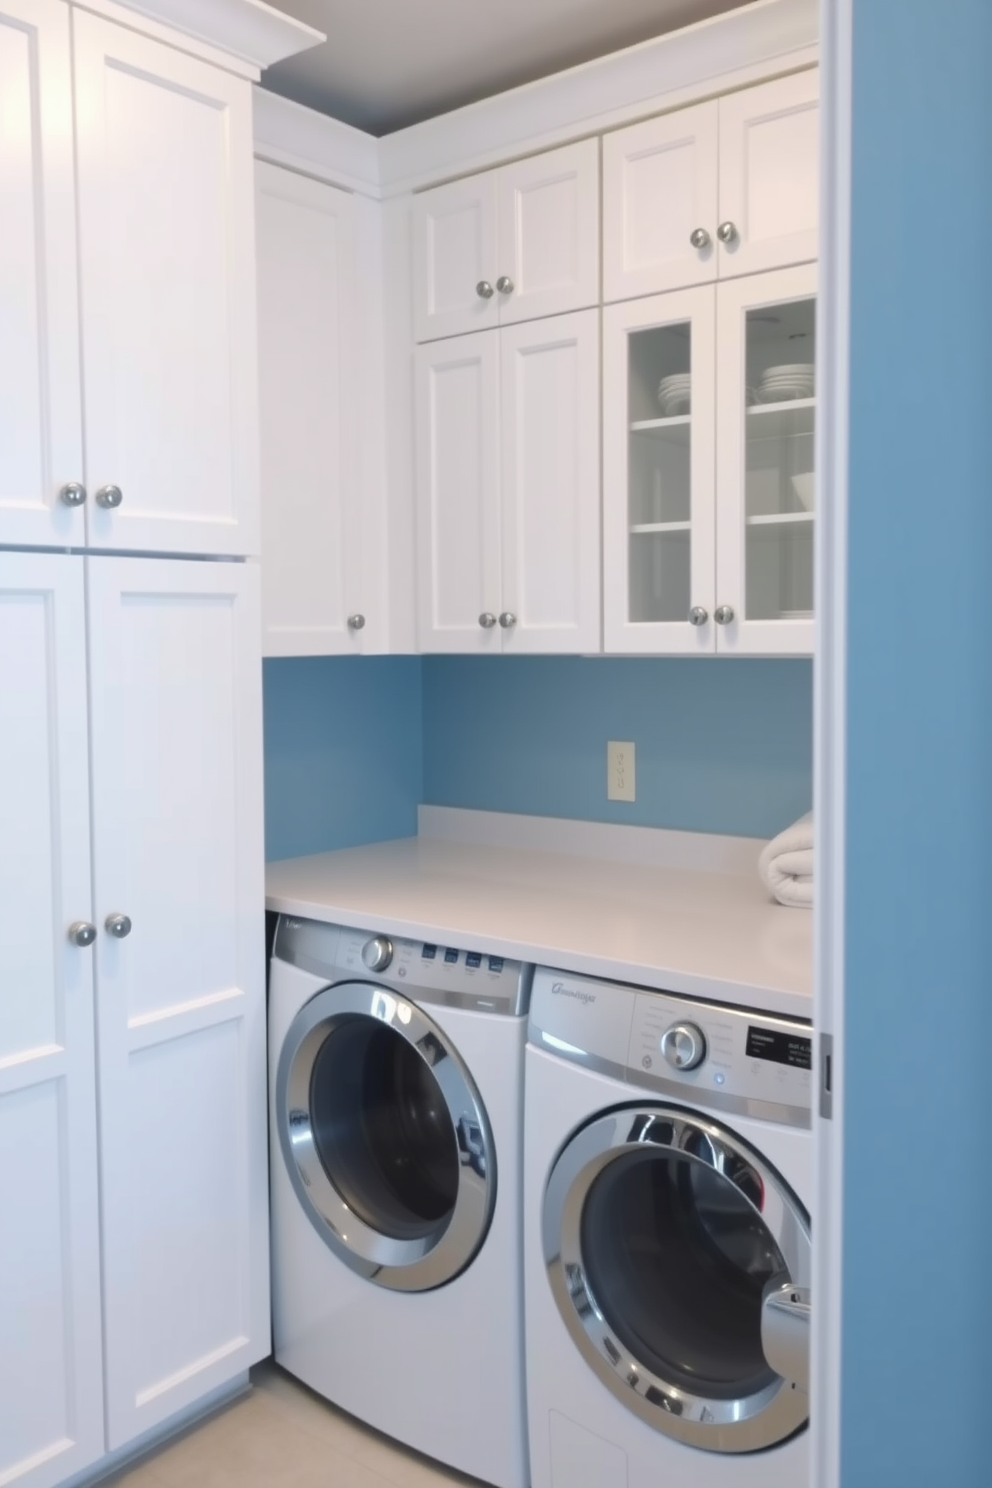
[[529, 967, 811, 1128], [274, 915, 532, 1016]]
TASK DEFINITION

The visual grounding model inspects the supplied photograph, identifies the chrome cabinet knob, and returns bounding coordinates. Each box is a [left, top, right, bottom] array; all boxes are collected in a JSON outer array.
[[95, 484, 123, 509], [105, 913, 132, 939], [476, 280, 495, 300], [717, 220, 738, 244], [60, 482, 87, 507], [478, 612, 497, 629], [689, 227, 711, 250], [347, 613, 366, 630], [362, 936, 393, 973], [68, 921, 96, 947], [498, 611, 517, 628], [496, 275, 514, 295], [688, 606, 709, 626], [714, 604, 735, 625], [660, 1021, 707, 1071]]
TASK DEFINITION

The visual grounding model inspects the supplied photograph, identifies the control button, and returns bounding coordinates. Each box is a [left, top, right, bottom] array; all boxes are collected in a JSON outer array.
[[714, 1072, 726, 1086], [421, 944, 437, 960], [361, 936, 393, 973], [660, 1021, 707, 1071], [466, 952, 482, 969], [444, 948, 459, 964], [487, 956, 504, 973]]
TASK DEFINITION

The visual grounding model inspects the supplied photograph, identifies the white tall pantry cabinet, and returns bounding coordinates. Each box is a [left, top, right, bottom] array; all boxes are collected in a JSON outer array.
[[0, 3, 319, 1487]]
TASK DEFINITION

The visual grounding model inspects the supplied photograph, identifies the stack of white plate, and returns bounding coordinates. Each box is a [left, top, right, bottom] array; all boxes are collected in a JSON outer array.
[[756, 363, 815, 402], [656, 373, 691, 416]]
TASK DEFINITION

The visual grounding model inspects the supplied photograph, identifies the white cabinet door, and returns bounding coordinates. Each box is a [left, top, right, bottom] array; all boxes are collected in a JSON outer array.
[[73, 11, 259, 557], [717, 71, 819, 279], [87, 557, 268, 1448], [415, 333, 502, 652], [412, 170, 499, 342], [496, 140, 599, 326], [256, 162, 368, 655], [0, 553, 105, 1488], [602, 103, 719, 302], [603, 288, 717, 654], [715, 263, 817, 655], [500, 310, 601, 653], [0, 1, 85, 548]]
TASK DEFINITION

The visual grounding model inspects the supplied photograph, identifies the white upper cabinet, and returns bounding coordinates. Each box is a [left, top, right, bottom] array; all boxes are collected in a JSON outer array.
[[73, 11, 259, 556], [256, 162, 367, 655], [416, 311, 600, 653], [412, 139, 599, 341], [717, 71, 820, 280], [602, 103, 718, 302], [0, 551, 105, 1488], [0, 1, 85, 548], [603, 71, 818, 302], [87, 557, 268, 1447]]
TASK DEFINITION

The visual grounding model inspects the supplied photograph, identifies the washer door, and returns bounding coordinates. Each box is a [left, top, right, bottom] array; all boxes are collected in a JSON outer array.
[[277, 981, 496, 1292], [543, 1105, 810, 1453]]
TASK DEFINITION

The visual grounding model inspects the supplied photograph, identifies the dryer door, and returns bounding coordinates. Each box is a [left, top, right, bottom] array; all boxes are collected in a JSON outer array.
[[543, 1105, 810, 1452], [277, 981, 496, 1291]]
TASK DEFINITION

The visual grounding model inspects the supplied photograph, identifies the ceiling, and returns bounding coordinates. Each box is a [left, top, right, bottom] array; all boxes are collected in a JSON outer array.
[[261, 0, 754, 136]]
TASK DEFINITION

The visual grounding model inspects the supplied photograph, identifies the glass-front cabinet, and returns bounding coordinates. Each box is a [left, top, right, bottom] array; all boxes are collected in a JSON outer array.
[[604, 263, 816, 655]]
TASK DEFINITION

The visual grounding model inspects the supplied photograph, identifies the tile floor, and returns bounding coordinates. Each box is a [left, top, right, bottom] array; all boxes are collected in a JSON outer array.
[[103, 1361, 487, 1488]]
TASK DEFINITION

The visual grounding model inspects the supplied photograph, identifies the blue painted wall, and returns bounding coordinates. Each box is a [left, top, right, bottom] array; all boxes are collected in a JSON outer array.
[[841, 4, 992, 1485], [262, 657, 423, 860], [422, 656, 812, 838]]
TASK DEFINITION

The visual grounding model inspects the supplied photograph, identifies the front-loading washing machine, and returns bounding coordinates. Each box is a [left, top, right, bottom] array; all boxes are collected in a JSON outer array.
[[269, 915, 533, 1488], [524, 966, 812, 1488]]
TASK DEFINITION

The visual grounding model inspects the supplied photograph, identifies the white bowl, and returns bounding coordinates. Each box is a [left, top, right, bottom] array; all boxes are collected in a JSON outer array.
[[791, 472, 815, 511]]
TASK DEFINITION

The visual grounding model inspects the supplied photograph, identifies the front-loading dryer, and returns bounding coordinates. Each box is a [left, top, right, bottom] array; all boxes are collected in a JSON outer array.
[[524, 966, 812, 1488], [269, 915, 533, 1488]]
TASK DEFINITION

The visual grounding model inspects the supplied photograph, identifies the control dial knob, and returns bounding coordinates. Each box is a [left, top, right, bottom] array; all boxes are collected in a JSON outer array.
[[660, 1021, 707, 1071], [362, 936, 394, 973]]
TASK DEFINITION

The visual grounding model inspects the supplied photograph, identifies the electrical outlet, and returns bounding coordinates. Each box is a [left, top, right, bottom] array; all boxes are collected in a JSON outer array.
[[607, 741, 636, 802]]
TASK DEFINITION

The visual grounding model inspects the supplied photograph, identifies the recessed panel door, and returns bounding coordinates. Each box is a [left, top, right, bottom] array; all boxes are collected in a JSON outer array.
[[412, 170, 499, 341], [496, 139, 600, 326], [87, 556, 268, 1449], [0, 1, 85, 547], [73, 11, 259, 556], [0, 552, 104, 1488]]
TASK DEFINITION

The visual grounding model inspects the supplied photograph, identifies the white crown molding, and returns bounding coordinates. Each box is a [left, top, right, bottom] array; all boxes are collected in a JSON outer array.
[[78, 0, 323, 77], [253, 87, 381, 197], [377, 0, 818, 195]]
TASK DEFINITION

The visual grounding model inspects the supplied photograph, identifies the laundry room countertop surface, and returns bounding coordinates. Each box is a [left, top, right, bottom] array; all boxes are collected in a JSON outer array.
[[265, 808, 812, 1020]]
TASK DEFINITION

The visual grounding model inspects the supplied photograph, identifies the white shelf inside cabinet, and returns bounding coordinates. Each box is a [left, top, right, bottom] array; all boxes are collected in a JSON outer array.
[[745, 399, 815, 437], [630, 415, 691, 438], [630, 521, 692, 533], [746, 511, 815, 526]]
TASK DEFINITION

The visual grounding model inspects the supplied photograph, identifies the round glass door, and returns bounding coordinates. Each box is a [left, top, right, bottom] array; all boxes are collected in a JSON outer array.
[[544, 1106, 810, 1452], [277, 982, 496, 1292]]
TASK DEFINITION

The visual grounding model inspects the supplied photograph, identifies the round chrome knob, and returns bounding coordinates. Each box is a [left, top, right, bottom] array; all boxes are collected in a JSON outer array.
[[714, 604, 735, 625], [688, 606, 709, 627], [362, 936, 393, 973], [68, 921, 96, 948], [689, 227, 711, 250], [478, 612, 497, 629], [60, 482, 87, 507], [660, 1022, 707, 1071], [476, 280, 494, 300], [717, 221, 738, 245], [496, 275, 514, 295], [498, 611, 517, 628], [95, 484, 123, 509], [347, 613, 366, 630], [105, 913, 132, 939]]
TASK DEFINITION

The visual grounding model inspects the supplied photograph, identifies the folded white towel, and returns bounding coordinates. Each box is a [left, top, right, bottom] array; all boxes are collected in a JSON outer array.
[[759, 812, 813, 908]]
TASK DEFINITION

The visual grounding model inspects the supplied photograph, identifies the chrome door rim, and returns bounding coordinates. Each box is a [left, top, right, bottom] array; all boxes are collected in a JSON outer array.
[[543, 1104, 811, 1452], [277, 981, 496, 1292]]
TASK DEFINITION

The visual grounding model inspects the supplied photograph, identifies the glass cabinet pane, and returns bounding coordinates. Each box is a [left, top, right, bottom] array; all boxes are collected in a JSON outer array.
[[743, 296, 815, 621], [626, 322, 692, 623]]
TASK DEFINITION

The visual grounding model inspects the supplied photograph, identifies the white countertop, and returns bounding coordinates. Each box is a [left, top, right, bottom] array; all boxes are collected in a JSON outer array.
[[266, 808, 812, 1020]]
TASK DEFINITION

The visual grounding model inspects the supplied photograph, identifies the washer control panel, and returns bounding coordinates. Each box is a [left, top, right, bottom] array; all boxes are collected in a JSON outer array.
[[274, 915, 532, 1016]]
